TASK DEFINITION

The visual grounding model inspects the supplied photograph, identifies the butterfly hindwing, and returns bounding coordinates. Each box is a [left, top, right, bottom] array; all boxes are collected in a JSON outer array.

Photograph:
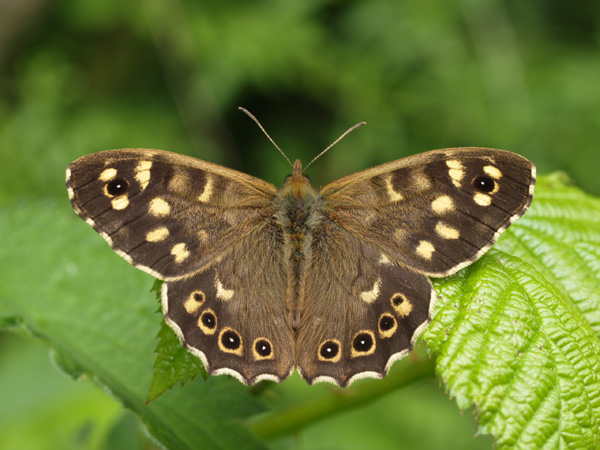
[[163, 222, 295, 384], [296, 222, 434, 386], [67, 149, 276, 280], [321, 147, 535, 277]]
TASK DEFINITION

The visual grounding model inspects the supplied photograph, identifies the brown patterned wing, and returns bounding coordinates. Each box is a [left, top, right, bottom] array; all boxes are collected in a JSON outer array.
[[66, 149, 276, 280], [296, 221, 435, 387], [320, 147, 536, 277], [162, 221, 295, 384]]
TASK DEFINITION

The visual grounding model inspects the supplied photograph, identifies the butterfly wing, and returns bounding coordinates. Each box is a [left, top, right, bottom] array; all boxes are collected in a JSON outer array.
[[320, 147, 536, 277], [163, 221, 294, 384], [296, 147, 535, 386], [296, 222, 434, 386], [68, 149, 295, 383], [67, 149, 276, 280]]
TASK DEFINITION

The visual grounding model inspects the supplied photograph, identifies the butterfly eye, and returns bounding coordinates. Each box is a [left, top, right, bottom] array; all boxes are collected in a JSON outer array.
[[472, 175, 496, 193], [106, 178, 129, 196]]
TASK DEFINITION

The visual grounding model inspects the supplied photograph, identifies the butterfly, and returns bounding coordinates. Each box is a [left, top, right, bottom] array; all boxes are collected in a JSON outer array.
[[66, 144, 535, 386]]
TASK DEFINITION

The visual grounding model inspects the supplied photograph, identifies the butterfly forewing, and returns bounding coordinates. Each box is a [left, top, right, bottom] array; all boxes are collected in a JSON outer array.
[[67, 149, 276, 280], [321, 148, 535, 277]]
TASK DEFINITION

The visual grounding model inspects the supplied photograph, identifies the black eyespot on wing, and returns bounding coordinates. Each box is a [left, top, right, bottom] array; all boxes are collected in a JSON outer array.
[[319, 340, 340, 360], [201, 311, 216, 329], [106, 178, 129, 196], [379, 315, 395, 331], [255, 339, 272, 357], [472, 175, 495, 193], [221, 329, 241, 350], [352, 332, 374, 352]]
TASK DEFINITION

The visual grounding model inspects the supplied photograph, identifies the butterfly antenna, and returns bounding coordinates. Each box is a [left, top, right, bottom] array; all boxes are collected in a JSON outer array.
[[304, 121, 366, 171], [238, 107, 293, 168]]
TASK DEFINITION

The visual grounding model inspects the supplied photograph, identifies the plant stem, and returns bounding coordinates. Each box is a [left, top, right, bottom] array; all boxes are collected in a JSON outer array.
[[246, 356, 436, 441]]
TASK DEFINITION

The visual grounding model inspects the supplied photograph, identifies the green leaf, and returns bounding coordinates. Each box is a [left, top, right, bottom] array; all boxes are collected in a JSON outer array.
[[0, 200, 267, 450], [500, 172, 600, 336], [148, 320, 207, 403], [425, 173, 600, 449], [147, 280, 207, 402]]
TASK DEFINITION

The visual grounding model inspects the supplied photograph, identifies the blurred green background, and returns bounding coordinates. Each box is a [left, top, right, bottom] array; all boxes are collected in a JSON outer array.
[[1, 0, 598, 449]]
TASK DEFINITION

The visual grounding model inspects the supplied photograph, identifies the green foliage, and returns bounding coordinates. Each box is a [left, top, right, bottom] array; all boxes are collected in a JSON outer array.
[[1, 1, 599, 449], [425, 173, 600, 449], [0, 200, 266, 449], [149, 313, 207, 402], [148, 280, 208, 402]]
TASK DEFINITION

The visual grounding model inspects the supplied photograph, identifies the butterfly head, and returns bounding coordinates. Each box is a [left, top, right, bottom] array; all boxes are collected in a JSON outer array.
[[282, 159, 311, 188]]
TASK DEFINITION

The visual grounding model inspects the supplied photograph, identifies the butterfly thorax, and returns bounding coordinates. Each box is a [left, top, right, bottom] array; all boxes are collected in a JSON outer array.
[[275, 160, 323, 330]]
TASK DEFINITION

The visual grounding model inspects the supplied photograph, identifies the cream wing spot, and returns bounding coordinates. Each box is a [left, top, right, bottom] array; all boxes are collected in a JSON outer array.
[[66, 169, 74, 200], [416, 240, 435, 259], [171, 243, 190, 263], [474, 192, 492, 206], [198, 176, 214, 203], [215, 278, 235, 301], [135, 160, 153, 190], [431, 195, 454, 214], [391, 293, 413, 317], [483, 165, 503, 179], [385, 175, 404, 202], [111, 196, 129, 210], [435, 222, 460, 240], [99, 168, 117, 181], [149, 197, 171, 217], [360, 278, 381, 303], [146, 227, 169, 242], [184, 290, 205, 314], [446, 160, 465, 188]]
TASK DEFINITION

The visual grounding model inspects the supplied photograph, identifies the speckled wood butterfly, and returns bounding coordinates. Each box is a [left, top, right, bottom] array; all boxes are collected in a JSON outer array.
[[66, 145, 535, 386]]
